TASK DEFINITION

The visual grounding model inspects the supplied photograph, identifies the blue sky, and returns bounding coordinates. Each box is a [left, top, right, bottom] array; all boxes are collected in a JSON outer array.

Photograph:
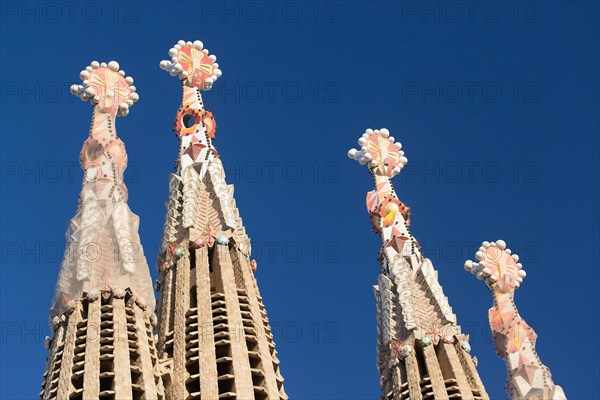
[[1, 1, 598, 399]]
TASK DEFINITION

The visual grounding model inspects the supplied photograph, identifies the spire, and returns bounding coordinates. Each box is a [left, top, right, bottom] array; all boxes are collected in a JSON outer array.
[[465, 240, 566, 399], [348, 129, 488, 400], [50, 60, 153, 317], [156, 40, 231, 254], [155, 40, 287, 400], [42, 62, 163, 400]]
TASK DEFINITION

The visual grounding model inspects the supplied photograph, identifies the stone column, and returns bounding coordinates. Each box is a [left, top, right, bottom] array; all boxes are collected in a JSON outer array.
[[134, 306, 161, 399], [422, 345, 449, 400], [55, 304, 80, 398], [195, 247, 219, 398], [237, 253, 280, 398], [113, 297, 133, 400], [216, 245, 254, 399], [437, 343, 474, 398], [82, 299, 101, 398], [404, 348, 423, 400], [169, 248, 190, 399]]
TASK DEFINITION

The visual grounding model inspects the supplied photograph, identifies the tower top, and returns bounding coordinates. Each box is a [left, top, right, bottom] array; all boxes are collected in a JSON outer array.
[[50, 61, 154, 319], [70, 60, 139, 116], [464, 240, 565, 399], [347, 130, 488, 398], [160, 39, 222, 90], [347, 128, 408, 178]]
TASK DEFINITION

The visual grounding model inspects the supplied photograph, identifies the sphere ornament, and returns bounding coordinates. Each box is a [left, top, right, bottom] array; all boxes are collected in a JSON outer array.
[[442, 335, 455, 344], [348, 128, 408, 178], [461, 341, 471, 353], [174, 246, 185, 259], [401, 344, 413, 358], [421, 336, 433, 347], [44, 336, 52, 350], [135, 295, 147, 310], [160, 39, 222, 90], [112, 288, 126, 299], [70, 60, 138, 116], [216, 236, 230, 245]]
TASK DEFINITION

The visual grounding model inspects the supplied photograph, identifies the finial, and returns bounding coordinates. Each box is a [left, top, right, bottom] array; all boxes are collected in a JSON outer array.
[[464, 240, 526, 291], [160, 39, 222, 90], [69, 61, 138, 116], [348, 128, 408, 178]]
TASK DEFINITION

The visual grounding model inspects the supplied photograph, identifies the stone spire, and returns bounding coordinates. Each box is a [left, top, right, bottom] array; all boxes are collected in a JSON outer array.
[[155, 40, 287, 400], [465, 240, 566, 399], [348, 129, 488, 400], [41, 62, 163, 400]]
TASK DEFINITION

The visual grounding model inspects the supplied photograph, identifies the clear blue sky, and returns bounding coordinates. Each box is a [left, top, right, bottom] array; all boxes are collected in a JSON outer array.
[[1, 1, 598, 399]]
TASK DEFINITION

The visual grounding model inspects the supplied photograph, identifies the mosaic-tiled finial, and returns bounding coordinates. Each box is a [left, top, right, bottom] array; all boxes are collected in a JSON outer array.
[[159, 39, 222, 90], [465, 241, 566, 400], [157, 39, 225, 264], [158, 40, 221, 177], [70, 60, 139, 116], [347, 128, 413, 237], [465, 240, 526, 290], [348, 128, 408, 178]]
